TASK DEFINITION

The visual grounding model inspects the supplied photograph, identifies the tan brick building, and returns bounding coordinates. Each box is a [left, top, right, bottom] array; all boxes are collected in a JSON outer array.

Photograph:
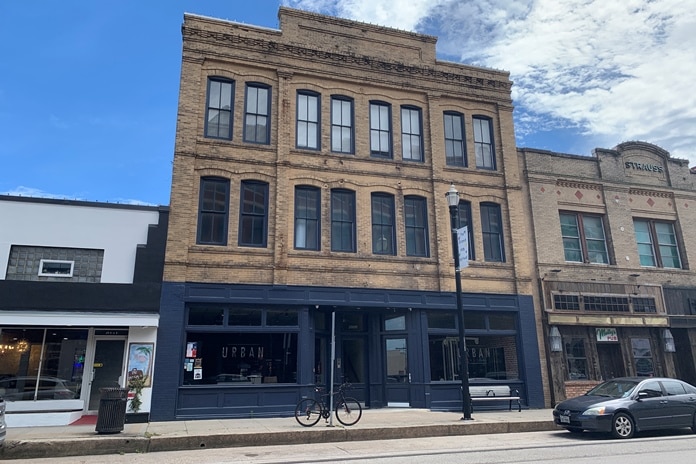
[[519, 142, 696, 404], [151, 7, 547, 420]]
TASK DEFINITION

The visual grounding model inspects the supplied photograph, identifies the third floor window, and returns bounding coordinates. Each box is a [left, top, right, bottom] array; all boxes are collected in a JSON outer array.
[[239, 181, 268, 247], [481, 202, 505, 262], [370, 102, 392, 158], [331, 96, 354, 154], [444, 112, 466, 166], [331, 189, 356, 252], [371, 193, 396, 255], [404, 196, 429, 257], [296, 91, 320, 150], [473, 116, 495, 169], [244, 84, 271, 144], [401, 106, 423, 162], [205, 78, 234, 139]]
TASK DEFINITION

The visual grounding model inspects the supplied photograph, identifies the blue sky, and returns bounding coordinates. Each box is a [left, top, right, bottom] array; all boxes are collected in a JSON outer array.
[[2, 0, 695, 206]]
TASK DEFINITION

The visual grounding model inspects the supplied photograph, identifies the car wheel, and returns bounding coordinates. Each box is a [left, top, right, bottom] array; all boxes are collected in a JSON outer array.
[[611, 412, 634, 439], [567, 427, 583, 434]]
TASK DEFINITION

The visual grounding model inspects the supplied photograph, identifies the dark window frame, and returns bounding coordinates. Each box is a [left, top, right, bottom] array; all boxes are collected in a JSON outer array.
[[404, 195, 430, 257], [205, 77, 235, 140], [331, 95, 354, 154], [244, 83, 271, 144], [296, 90, 320, 150], [444, 111, 466, 167], [294, 186, 321, 251], [197, 177, 230, 246], [473, 116, 495, 170], [401, 105, 423, 162], [370, 101, 392, 158], [238, 180, 269, 247], [480, 202, 505, 262], [331, 189, 356, 253], [371, 192, 396, 255]]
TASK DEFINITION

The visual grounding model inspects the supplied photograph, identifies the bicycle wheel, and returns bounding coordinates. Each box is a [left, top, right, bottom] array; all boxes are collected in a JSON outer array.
[[335, 397, 362, 426], [295, 398, 322, 427]]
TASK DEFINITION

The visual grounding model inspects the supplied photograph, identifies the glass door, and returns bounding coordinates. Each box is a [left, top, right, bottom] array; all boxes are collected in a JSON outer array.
[[87, 338, 126, 411], [384, 337, 409, 406]]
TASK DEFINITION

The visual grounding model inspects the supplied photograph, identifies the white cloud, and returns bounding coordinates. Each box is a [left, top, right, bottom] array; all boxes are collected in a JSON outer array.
[[286, 0, 696, 166], [2, 187, 83, 200]]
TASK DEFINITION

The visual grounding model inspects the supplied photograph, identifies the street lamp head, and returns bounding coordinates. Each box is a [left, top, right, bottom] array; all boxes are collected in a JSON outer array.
[[445, 183, 460, 207]]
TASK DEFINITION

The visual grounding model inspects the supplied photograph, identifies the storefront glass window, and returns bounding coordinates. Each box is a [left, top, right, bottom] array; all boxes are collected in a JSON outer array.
[[188, 306, 224, 325], [183, 332, 297, 385], [565, 338, 588, 380], [428, 335, 519, 381], [0, 328, 87, 401], [427, 312, 456, 329], [384, 314, 406, 331], [228, 308, 262, 326], [631, 338, 654, 377]]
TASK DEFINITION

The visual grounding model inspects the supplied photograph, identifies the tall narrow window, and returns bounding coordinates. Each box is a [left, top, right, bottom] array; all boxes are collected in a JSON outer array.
[[444, 112, 466, 166], [238, 181, 268, 247], [205, 78, 234, 139], [480, 202, 505, 262], [634, 219, 682, 268], [401, 106, 423, 161], [331, 189, 356, 252], [473, 116, 495, 169], [370, 102, 392, 157], [331, 96, 354, 153], [457, 200, 475, 261], [244, 84, 270, 144], [560, 212, 609, 264], [404, 196, 429, 257], [197, 177, 229, 245], [565, 338, 588, 380], [371, 193, 396, 255], [296, 91, 320, 149], [294, 186, 320, 250]]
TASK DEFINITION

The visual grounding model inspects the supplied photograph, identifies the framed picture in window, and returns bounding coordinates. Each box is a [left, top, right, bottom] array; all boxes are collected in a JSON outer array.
[[127, 343, 154, 387]]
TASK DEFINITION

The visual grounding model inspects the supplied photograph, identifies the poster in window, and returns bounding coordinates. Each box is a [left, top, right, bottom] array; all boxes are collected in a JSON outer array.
[[127, 343, 154, 387]]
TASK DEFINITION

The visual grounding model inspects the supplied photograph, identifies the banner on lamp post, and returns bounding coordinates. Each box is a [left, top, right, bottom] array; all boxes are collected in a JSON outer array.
[[456, 226, 469, 269]]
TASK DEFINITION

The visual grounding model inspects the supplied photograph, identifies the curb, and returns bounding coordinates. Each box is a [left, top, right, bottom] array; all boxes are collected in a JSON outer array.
[[0, 420, 558, 460]]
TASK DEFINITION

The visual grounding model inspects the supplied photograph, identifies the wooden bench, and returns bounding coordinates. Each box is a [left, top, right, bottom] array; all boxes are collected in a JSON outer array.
[[468, 385, 521, 412]]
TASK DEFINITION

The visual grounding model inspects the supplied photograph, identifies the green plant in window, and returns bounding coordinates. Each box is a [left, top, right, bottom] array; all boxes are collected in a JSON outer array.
[[127, 375, 148, 413]]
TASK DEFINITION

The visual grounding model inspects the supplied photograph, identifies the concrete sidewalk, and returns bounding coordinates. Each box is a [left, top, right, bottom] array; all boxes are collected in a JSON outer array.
[[0, 408, 557, 460]]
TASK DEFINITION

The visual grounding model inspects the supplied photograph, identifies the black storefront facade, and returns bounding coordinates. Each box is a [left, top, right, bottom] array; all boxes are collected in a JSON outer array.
[[150, 282, 544, 421]]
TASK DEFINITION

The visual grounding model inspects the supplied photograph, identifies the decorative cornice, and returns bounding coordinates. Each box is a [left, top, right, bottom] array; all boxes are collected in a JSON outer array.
[[556, 180, 602, 191], [182, 26, 512, 92], [629, 188, 673, 199]]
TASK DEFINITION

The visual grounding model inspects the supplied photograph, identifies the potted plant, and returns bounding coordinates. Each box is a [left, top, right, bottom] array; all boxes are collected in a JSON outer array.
[[126, 374, 149, 423]]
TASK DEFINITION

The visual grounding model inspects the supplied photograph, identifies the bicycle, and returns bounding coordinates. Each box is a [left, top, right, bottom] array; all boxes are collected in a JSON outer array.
[[294, 382, 363, 427]]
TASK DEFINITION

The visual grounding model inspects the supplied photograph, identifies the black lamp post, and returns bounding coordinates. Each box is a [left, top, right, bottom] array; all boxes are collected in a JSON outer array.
[[445, 184, 473, 420]]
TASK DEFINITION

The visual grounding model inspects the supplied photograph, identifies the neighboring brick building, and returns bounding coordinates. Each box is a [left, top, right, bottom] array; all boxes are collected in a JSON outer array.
[[519, 142, 696, 403], [152, 7, 547, 420], [0, 196, 168, 427]]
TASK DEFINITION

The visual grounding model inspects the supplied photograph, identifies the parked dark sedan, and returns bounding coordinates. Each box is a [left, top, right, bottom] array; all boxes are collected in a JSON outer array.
[[553, 377, 696, 439]]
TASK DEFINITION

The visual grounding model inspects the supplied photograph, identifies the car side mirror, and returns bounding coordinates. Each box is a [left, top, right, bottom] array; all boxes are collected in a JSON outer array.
[[637, 391, 649, 401]]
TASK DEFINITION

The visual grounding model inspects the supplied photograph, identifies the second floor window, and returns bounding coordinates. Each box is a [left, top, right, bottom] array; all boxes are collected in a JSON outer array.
[[371, 193, 396, 255], [294, 186, 320, 250], [481, 202, 505, 262], [370, 102, 392, 157], [457, 200, 475, 261], [331, 96, 354, 153], [239, 181, 268, 247], [331, 189, 356, 252], [297, 91, 320, 149], [205, 78, 234, 139], [473, 116, 495, 169], [244, 84, 270, 144], [560, 212, 609, 264], [405, 196, 429, 257], [634, 219, 682, 268], [444, 112, 466, 166], [401, 106, 423, 161], [197, 177, 229, 245]]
